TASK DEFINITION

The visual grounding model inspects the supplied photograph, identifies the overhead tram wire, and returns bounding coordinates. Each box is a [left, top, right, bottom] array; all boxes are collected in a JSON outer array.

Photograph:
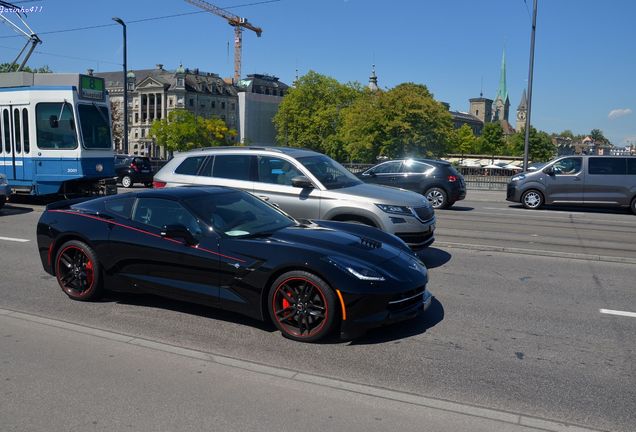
[[0, 0, 281, 39], [0, 43, 121, 67]]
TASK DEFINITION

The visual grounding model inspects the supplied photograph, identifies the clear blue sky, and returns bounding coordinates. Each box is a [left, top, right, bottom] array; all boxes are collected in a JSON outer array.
[[1, 0, 634, 145]]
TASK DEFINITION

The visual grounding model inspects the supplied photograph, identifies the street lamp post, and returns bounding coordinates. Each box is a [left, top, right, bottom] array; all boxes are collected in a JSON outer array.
[[112, 17, 128, 155], [523, 0, 538, 171]]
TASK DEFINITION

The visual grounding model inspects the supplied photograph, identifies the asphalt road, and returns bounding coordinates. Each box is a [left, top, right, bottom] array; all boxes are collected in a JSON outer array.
[[0, 190, 635, 431]]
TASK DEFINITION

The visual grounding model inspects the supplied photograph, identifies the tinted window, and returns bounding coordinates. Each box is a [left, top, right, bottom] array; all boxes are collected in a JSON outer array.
[[552, 157, 581, 175], [298, 155, 361, 190], [402, 160, 434, 174], [78, 104, 112, 149], [13, 108, 20, 153], [372, 161, 401, 174], [133, 198, 201, 234], [3, 110, 10, 154], [257, 156, 303, 185], [175, 156, 206, 175], [22, 108, 29, 153], [212, 154, 252, 181], [36, 102, 78, 149], [628, 159, 636, 175], [104, 196, 135, 218], [185, 191, 293, 237], [588, 158, 626, 175]]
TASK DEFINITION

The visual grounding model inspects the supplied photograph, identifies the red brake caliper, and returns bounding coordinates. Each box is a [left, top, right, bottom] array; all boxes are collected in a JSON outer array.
[[85, 259, 94, 288]]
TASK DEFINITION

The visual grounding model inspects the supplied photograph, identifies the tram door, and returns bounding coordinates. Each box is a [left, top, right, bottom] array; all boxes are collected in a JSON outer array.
[[0, 105, 31, 182]]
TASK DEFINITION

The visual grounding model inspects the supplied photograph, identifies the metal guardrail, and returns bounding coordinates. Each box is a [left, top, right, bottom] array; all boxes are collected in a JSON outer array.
[[342, 164, 513, 191]]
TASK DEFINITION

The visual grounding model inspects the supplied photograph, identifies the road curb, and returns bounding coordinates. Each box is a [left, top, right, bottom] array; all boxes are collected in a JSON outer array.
[[0, 307, 607, 432], [436, 241, 636, 265]]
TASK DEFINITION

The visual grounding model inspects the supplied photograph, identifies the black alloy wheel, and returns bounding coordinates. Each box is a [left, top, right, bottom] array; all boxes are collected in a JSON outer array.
[[121, 175, 133, 188], [55, 240, 103, 301], [268, 271, 337, 342], [425, 187, 449, 209], [631, 197, 636, 215]]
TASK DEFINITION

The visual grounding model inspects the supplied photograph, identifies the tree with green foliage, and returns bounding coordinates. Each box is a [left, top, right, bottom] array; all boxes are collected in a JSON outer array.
[[590, 128, 609, 144], [449, 124, 478, 155], [273, 70, 362, 159], [339, 83, 453, 162], [149, 109, 236, 152], [478, 122, 505, 157], [0, 63, 52, 73], [505, 127, 555, 162]]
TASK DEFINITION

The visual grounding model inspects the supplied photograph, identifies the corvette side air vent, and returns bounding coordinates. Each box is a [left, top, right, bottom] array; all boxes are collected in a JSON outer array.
[[359, 237, 382, 249]]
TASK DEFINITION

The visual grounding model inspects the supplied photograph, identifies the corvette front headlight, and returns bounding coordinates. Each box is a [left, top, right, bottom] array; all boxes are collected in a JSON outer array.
[[326, 256, 385, 281]]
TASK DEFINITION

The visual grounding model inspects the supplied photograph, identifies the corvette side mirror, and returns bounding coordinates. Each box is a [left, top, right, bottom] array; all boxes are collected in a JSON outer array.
[[161, 224, 198, 246]]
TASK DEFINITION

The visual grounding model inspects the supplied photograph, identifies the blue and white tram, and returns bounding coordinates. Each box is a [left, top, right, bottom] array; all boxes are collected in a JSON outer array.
[[0, 72, 117, 197]]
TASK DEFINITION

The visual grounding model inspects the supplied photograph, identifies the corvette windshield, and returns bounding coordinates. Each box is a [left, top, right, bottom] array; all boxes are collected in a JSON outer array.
[[185, 191, 294, 237]]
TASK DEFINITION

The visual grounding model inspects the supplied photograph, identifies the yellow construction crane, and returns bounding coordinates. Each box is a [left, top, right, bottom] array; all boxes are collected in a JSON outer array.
[[185, 0, 262, 82]]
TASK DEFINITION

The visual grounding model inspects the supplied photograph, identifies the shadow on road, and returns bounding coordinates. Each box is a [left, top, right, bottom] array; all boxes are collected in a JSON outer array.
[[417, 247, 452, 269], [100, 291, 276, 333], [442, 205, 474, 212], [0, 204, 34, 216], [347, 297, 444, 345], [508, 203, 633, 215]]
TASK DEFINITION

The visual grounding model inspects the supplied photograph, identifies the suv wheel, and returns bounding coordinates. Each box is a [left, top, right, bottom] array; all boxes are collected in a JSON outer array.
[[121, 176, 133, 188], [425, 187, 448, 209]]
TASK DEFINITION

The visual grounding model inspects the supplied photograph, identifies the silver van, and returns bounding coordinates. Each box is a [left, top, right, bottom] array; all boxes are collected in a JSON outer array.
[[507, 155, 636, 214], [153, 147, 436, 249]]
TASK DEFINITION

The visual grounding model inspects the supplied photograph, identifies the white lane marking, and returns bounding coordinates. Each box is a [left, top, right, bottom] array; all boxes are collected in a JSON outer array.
[[0, 236, 30, 243], [599, 309, 636, 318], [470, 208, 636, 225], [484, 206, 586, 215]]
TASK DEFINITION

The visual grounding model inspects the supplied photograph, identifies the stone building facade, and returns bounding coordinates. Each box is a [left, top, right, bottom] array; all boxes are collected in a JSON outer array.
[[97, 64, 239, 157]]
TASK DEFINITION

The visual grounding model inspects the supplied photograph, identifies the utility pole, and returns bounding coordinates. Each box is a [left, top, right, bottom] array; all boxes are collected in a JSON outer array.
[[112, 17, 128, 154], [523, 0, 538, 171]]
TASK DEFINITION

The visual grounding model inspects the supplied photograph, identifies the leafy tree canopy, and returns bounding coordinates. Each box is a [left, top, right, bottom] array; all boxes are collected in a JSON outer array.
[[0, 63, 52, 73], [149, 109, 236, 152], [590, 128, 609, 144], [478, 122, 505, 155]]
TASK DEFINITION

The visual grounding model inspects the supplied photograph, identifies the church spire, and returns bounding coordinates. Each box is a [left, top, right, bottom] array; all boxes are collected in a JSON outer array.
[[495, 49, 508, 104], [518, 89, 527, 110], [368, 64, 379, 91]]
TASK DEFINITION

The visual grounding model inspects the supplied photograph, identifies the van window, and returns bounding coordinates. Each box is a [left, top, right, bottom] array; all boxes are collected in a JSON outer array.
[[175, 156, 206, 175], [552, 157, 581, 175], [212, 155, 252, 181], [588, 158, 626, 175], [628, 159, 636, 175]]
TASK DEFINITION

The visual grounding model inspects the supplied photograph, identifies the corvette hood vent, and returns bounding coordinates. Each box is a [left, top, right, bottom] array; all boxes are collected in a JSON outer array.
[[359, 237, 382, 249]]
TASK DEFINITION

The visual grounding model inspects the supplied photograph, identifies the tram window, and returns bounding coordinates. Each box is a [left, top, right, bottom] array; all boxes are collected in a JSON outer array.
[[14, 108, 21, 153], [3, 110, 10, 153], [78, 104, 112, 149], [35, 103, 78, 149], [22, 108, 29, 153]]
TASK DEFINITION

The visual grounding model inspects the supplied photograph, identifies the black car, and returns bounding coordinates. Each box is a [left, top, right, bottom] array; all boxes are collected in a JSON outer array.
[[114, 155, 154, 188], [358, 159, 466, 209], [36, 187, 432, 342]]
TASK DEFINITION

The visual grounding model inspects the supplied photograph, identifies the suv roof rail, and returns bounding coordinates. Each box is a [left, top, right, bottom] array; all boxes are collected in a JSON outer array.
[[188, 145, 280, 152]]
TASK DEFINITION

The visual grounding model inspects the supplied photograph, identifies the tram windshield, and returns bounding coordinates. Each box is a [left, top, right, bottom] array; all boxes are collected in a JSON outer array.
[[35, 102, 78, 149], [78, 104, 112, 149]]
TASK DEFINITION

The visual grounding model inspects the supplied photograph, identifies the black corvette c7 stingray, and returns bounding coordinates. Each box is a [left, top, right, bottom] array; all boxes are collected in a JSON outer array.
[[37, 187, 432, 342]]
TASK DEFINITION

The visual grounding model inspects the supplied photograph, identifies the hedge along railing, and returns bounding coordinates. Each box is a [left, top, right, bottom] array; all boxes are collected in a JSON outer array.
[[342, 164, 513, 191]]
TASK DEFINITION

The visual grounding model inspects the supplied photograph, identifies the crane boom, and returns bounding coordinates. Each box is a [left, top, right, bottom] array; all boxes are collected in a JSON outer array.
[[185, 0, 262, 82]]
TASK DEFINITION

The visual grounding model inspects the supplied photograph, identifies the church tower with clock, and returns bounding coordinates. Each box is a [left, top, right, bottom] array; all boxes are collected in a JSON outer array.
[[516, 89, 527, 131]]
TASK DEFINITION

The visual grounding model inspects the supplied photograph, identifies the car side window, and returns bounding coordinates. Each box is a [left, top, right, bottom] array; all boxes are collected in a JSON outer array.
[[212, 155, 253, 181], [104, 196, 135, 219], [371, 161, 401, 174], [402, 161, 433, 174], [552, 157, 582, 175], [175, 156, 207, 175], [257, 156, 303, 185], [132, 198, 201, 234], [628, 159, 636, 175], [588, 158, 626, 175]]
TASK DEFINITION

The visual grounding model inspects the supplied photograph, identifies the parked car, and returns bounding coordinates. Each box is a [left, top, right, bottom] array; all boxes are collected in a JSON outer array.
[[153, 147, 436, 250], [358, 158, 466, 209], [114, 155, 154, 188], [507, 155, 636, 214], [36, 187, 432, 342], [0, 173, 10, 209]]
